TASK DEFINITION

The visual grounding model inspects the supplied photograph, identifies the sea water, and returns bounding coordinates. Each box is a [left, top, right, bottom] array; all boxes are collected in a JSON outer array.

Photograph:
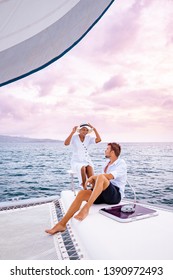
[[0, 139, 173, 209]]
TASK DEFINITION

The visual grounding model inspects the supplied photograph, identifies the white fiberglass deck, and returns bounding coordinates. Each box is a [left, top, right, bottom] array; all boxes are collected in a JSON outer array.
[[60, 190, 173, 260]]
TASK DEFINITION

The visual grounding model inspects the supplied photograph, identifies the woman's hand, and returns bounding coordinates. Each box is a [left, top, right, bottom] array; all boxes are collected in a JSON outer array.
[[64, 126, 78, 145], [88, 123, 95, 130], [72, 126, 78, 133], [88, 123, 101, 143]]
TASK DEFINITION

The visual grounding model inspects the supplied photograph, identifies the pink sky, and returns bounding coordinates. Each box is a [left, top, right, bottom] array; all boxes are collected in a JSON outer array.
[[0, 0, 173, 142]]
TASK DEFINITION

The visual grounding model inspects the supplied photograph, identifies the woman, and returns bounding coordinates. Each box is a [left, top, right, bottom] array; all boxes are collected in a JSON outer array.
[[64, 123, 101, 189]]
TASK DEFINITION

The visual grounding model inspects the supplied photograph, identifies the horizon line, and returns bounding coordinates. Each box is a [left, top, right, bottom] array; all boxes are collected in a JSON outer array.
[[0, 134, 172, 143]]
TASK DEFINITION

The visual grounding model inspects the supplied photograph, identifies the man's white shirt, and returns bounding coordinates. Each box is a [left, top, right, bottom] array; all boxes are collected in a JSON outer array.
[[103, 158, 127, 198]]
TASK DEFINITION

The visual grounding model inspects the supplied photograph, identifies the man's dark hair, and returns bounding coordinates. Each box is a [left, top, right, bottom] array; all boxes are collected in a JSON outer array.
[[108, 142, 121, 157]]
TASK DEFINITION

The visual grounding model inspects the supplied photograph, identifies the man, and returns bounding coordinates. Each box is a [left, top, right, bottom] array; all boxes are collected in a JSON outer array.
[[45, 142, 127, 234]]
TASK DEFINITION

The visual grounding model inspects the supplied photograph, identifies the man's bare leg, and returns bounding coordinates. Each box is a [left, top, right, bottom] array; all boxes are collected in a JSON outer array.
[[74, 174, 110, 221], [45, 190, 92, 235]]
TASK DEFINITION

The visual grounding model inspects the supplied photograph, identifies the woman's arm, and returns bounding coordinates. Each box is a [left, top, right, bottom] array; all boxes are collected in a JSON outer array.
[[64, 126, 77, 146], [88, 123, 101, 143]]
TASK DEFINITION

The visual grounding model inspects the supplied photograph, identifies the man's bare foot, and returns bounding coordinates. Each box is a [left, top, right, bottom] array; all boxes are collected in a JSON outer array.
[[74, 204, 89, 221], [45, 223, 66, 235]]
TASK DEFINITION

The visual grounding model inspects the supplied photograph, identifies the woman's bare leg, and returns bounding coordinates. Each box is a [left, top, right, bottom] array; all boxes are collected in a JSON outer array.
[[45, 190, 92, 234], [86, 165, 94, 180], [74, 174, 110, 221], [81, 166, 87, 189]]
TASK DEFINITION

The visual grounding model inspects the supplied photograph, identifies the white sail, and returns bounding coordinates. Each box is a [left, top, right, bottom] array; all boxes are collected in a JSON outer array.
[[0, 0, 114, 87]]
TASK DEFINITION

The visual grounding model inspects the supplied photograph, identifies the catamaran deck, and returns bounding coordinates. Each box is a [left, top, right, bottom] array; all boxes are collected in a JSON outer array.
[[60, 190, 173, 260], [0, 190, 173, 260]]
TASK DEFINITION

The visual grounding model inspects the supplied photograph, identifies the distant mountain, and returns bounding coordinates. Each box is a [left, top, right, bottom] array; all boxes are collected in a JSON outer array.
[[0, 135, 62, 143]]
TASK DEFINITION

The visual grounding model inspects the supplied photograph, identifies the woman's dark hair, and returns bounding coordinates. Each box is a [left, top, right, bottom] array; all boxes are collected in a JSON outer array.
[[108, 142, 121, 157]]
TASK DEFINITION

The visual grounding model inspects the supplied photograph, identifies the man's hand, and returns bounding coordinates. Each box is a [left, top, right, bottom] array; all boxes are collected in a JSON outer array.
[[85, 175, 97, 189]]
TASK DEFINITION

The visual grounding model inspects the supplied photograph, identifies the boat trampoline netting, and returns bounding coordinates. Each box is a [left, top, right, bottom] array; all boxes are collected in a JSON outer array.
[[0, 198, 83, 260], [0, 0, 115, 87]]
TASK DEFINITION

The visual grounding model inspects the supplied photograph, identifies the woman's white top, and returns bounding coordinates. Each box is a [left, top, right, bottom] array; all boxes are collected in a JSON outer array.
[[70, 134, 96, 184], [70, 134, 96, 166]]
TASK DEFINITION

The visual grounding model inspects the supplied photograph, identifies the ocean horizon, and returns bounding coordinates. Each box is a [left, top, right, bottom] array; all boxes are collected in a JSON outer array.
[[0, 136, 173, 210], [0, 134, 172, 143]]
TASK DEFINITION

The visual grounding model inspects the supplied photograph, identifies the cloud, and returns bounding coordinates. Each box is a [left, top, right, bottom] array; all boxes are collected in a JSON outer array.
[[0, 94, 37, 121], [0, 0, 173, 142], [102, 75, 126, 91], [162, 98, 173, 109], [90, 88, 173, 110]]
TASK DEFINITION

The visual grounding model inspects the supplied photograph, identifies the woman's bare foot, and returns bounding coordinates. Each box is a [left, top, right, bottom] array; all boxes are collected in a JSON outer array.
[[74, 204, 89, 221], [45, 222, 66, 235]]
